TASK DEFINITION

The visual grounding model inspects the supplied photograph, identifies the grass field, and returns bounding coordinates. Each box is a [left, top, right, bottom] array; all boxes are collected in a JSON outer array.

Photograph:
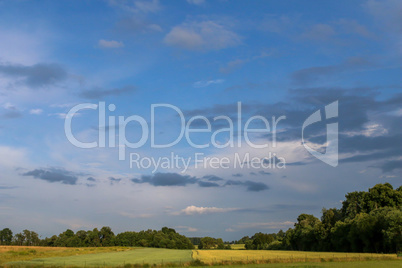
[[6, 247, 192, 267], [0, 246, 129, 264], [193, 249, 399, 264]]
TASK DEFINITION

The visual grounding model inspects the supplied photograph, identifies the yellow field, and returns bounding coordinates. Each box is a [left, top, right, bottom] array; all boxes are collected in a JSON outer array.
[[0, 246, 130, 264], [193, 249, 399, 264]]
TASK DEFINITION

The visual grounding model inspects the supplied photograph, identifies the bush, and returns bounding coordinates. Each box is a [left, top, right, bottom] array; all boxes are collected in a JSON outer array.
[[189, 259, 207, 266]]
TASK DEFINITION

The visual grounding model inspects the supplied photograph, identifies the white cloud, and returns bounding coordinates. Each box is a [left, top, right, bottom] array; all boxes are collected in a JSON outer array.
[[29, 109, 43, 115], [50, 103, 78, 108], [147, 24, 163, 32], [98, 39, 124, 48], [164, 20, 241, 51], [49, 112, 80, 119], [0, 28, 48, 65], [176, 205, 239, 215], [175, 225, 198, 232], [193, 79, 224, 88], [0, 146, 28, 168]]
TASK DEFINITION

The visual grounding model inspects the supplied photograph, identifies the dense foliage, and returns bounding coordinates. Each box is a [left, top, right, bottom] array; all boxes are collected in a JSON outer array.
[[245, 183, 402, 253], [0, 226, 194, 249], [197, 237, 231, 249]]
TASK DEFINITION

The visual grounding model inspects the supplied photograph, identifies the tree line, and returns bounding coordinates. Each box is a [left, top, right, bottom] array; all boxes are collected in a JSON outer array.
[[1, 183, 400, 253], [241, 183, 402, 253], [0, 227, 194, 249]]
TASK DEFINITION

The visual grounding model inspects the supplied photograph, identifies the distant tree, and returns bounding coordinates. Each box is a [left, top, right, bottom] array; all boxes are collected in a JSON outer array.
[[100, 226, 115, 246], [199, 237, 217, 249], [0, 228, 13, 245], [14, 232, 25, 246]]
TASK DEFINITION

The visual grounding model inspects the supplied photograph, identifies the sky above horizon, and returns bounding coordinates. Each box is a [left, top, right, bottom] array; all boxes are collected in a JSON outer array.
[[0, 0, 401, 241]]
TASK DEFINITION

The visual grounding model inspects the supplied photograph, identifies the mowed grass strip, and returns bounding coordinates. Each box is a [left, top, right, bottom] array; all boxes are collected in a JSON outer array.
[[8, 248, 192, 266], [193, 249, 399, 264], [0, 246, 128, 264]]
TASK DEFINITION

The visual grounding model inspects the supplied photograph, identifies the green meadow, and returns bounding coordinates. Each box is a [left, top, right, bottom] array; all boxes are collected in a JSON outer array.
[[5, 247, 192, 267]]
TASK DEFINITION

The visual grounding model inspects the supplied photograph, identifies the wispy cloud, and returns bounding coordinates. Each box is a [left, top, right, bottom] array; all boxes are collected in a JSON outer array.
[[291, 57, 372, 85], [79, 85, 136, 99], [98, 39, 124, 48], [193, 79, 224, 88], [119, 211, 153, 219], [29, 108, 43, 115], [174, 205, 239, 215], [164, 20, 241, 51], [109, 0, 161, 14], [175, 225, 198, 232], [232, 221, 295, 230]]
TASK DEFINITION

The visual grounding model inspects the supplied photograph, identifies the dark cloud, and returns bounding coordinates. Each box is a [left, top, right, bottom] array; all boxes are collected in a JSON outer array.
[[287, 161, 308, 166], [22, 168, 79, 185], [225, 180, 269, 192], [80, 85, 136, 99], [109, 177, 122, 184], [198, 181, 220, 187], [244, 181, 270, 192], [258, 170, 271, 176], [131, 173, 197, 186], [0, 63, 67, 87], [202, 175, 224, 181], [1, 104, 23, 119], [87, 177, 96, 182], [340, 148, 401, 165], [376, 160, 402, 173], [131, 172, 269, 192], [2, 110, 22, 119], [232, 173, 243, 177]]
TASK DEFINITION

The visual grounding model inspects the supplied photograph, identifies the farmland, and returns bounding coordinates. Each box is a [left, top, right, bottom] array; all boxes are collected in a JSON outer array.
[[193, 249, 399, 264], [206, 261, 402, 268], [3, 247, 192, 267], [1, 245, 401, 267], [0, 246, 129, 264]]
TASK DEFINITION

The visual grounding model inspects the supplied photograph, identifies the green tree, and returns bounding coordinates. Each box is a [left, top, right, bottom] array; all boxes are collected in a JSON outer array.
[[0, 228, 13, 245], [100, 226, 115, 246]]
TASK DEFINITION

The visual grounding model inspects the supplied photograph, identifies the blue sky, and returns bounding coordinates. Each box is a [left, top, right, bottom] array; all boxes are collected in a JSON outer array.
[[0, 0, 401, 240]]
